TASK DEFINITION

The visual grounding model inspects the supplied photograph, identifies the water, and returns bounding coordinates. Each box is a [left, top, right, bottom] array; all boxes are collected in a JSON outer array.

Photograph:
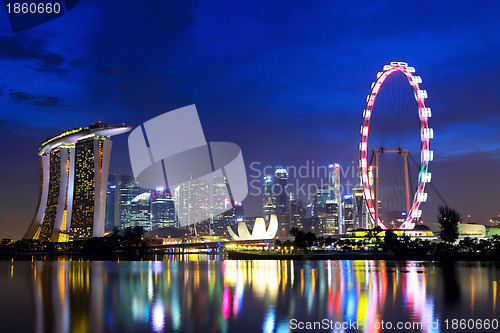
[[1, 257, 499, 332]]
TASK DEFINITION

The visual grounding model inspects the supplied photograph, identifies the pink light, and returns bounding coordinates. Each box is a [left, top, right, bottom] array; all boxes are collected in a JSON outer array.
[[222, 287, 231, 320], [360, 63, 432, 229]]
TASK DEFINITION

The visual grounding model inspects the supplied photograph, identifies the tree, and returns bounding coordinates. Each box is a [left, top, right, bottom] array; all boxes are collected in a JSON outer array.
[[437, 205, 460, 244], [384, 230, 399, 252]]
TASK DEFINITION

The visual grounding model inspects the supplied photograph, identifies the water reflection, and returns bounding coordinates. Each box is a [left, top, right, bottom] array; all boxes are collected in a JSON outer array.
[[0, 259, 499, 332]]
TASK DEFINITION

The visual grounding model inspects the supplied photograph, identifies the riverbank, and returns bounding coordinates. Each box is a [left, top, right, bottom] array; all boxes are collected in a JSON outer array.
[[226, 250, 500, 261]]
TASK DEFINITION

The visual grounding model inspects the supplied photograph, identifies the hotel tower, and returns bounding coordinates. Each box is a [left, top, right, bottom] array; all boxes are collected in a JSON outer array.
[[24, 122, 131, 242]]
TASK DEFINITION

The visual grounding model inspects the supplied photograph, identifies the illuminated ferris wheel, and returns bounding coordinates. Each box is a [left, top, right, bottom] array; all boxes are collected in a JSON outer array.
[[360, 62, 433, 230]]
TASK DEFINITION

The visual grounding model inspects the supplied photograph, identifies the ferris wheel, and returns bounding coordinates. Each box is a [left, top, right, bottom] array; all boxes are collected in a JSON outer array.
[[360, 62, 433, 230]]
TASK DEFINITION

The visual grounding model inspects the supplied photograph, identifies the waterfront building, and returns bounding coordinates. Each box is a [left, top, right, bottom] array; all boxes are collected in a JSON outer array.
[[324, 200, 339, 234], [274, 168, 288, 216], [117, 175, 142, 229], [173, 177, 210, 227], [343, 194, 356, 231], [105, 174, 117, 231], [290, 193, 304, 229], [151, 188, 176, 229], [263, 174, 276, 222], [24, 123, 130, 242]]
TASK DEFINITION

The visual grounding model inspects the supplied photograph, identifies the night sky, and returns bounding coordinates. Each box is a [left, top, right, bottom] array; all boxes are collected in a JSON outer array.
[[1, 0, 499, 238]]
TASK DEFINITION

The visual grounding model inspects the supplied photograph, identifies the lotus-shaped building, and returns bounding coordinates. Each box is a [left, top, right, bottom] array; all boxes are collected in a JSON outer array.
[[227, 215, 278, 240]]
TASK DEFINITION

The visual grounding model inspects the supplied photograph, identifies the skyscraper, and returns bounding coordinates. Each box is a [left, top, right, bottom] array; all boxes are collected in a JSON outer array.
[[274, 168, 288, 216], [327, 163, 342, 234], [105, 174, 117, 231], [290, 193, 304, 229], [263, 174, 276, 222], [343, 194, 355, 231], [117, 175, 142, 229], [151, 188, 176, 229], [274, 168, 290, 237], [24, 123, 131, 241]]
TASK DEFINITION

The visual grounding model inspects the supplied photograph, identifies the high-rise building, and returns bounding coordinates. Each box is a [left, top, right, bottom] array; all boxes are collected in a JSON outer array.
[[24, 123, 131, 241], [151, 188, 176, 229], [325, 200, 339, 234], [326, 163, 342, 234], [209, 176, 231, 236], [173, 177, 210, 227], [343, 194, 356, 231], [117, 175, 142, 229], [274, 168, 288, 216], [313, 185, 333, 234], [105, 174, 117, 231], [129, 191, 152, 230], [290, 193, 304, 229], [263, 174, 276, 222], [274, 168, 290, 237]]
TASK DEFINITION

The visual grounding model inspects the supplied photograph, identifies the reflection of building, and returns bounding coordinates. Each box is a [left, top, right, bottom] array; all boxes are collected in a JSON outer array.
[[24, 123, 131, 241]]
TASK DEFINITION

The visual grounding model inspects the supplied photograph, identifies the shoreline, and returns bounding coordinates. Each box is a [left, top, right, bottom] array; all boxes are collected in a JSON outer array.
[[1, 250, 500, 261]]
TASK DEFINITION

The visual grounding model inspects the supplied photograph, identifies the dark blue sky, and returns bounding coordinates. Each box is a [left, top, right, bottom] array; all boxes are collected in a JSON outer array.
[[1, 0, 500, 238]]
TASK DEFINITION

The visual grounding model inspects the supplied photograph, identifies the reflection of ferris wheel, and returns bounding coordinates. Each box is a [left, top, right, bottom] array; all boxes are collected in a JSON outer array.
[[360, 62, 433, 230]]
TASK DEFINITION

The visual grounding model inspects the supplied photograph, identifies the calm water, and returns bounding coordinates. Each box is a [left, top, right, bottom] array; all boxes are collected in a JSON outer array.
[[1, 257, 499, 332]]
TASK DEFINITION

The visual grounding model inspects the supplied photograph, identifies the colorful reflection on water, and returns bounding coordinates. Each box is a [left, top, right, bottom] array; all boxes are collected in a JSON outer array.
[[0, 258, 499, 332]]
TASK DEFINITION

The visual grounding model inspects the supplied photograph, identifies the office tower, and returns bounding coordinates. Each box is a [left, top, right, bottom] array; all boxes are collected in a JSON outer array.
[[343, 194, 355, 231], [274, 168, 288, 215], [325, 200, 339, 234], [274, 168, 290, 237], [290, 193, 304, 229], [130, 191, 153, 230], [24, 123, 130, 242], [263, 174, 276, 222], [314, 186, 331, 216], [117, 175, 142, 229], [234, 202, 244, 223], [105, 175, 117, 231], [327, 163, 343, 233], [351, 186, 366, 229], [151, 188, 176, 229], [209, 176, 230, 236], [173, 177, 210, 227]]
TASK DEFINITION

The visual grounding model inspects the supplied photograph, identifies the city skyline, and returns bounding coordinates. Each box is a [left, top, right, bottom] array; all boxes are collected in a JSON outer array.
[[1, 1, 500, 238]]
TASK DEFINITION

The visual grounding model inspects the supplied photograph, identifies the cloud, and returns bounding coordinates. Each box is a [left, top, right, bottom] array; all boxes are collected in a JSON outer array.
[[9, 90, 62, 107], [0, 35, 85, 74]]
